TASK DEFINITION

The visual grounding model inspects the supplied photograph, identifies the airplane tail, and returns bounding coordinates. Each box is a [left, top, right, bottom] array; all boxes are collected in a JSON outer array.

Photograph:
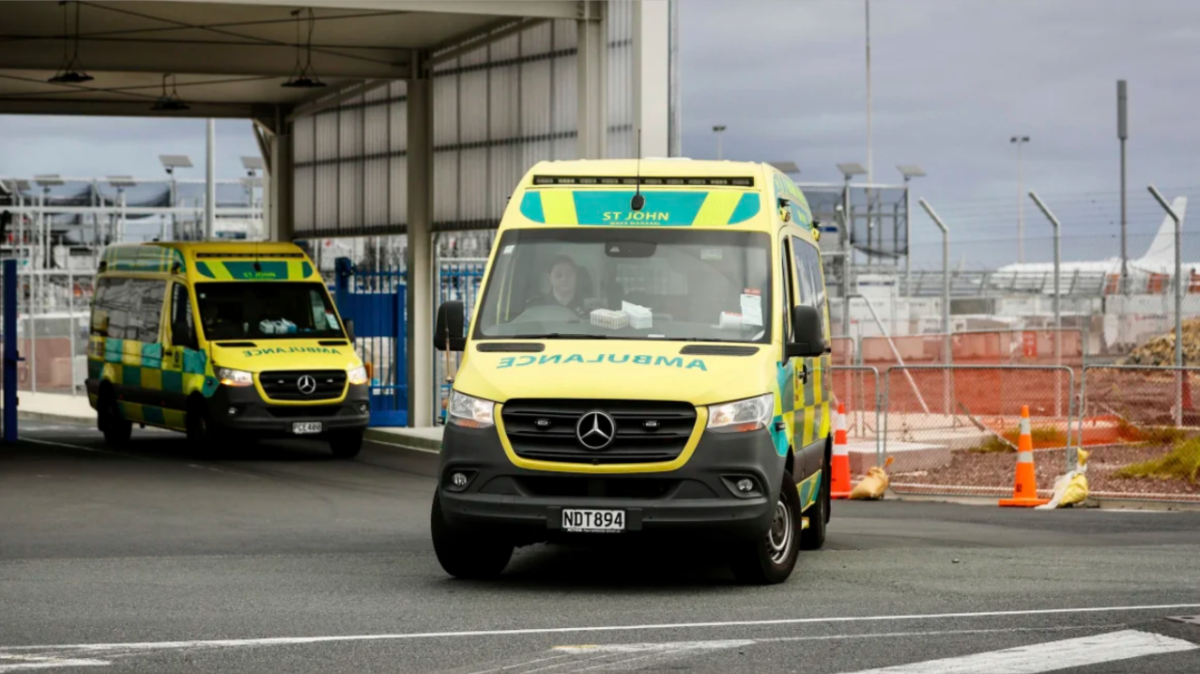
[[1138, 196, 1188, 267]]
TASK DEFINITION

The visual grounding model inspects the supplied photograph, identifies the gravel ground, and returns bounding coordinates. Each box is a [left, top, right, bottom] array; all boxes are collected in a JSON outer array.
[[889, 444, 1200, 500]]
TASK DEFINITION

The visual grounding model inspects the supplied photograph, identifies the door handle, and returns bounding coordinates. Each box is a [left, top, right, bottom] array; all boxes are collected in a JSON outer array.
[[797, 362, 809, 384]]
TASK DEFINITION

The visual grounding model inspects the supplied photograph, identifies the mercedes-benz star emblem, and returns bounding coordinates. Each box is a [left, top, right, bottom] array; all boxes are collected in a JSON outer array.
[[296, 375, 318, 395], [576, 410, 616, 451]]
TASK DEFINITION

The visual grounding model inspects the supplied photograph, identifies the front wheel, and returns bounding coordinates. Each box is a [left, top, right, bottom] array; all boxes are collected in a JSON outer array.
[[328, 430, 363, 459], [185, 402, 223, 456], [729, 470, 801, 585], [431, 492, 513, 579], [98, 390, 132, 447], [800, 449, 830, 551]]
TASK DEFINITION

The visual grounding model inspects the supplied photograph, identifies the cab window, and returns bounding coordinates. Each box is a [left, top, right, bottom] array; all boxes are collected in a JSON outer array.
[[790, 237, 824, 309], [91, 277, 165, 343], [194, 282, 344, 341], [474, 228, 772, 343], [170, 283, 197, 349]]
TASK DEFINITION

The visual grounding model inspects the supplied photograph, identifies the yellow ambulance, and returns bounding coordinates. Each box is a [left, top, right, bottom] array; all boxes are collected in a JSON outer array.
[[86, 242, 370, 457], [432, 159, 833, 584]]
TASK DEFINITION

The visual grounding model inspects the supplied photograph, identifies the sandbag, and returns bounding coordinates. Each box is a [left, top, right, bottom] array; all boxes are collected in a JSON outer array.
[[849, 456, 893, 500], [1036, 449, 1089, 509]]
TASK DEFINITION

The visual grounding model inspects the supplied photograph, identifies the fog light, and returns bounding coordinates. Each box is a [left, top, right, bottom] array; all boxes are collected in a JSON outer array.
[[227, 407, 238, 416], [451, 472, 468, 488], [736, 478, 754, 493], [357, 403, 369, 414]]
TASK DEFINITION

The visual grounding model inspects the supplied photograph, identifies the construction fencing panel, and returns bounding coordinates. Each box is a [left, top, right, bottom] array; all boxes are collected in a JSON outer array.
[[830, 365, 881, 477], [830, 335, 855, 367], [860, 328, 1084, 370], [883, 365, 1075, 498], [1078, 365, 1200, 502]]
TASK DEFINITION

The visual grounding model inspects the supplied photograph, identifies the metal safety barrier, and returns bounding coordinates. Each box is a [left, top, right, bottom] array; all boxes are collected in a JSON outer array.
[[830, 365, 881, 473], [882, 365, 1076, 498], [1077, 365, 1200, 502]]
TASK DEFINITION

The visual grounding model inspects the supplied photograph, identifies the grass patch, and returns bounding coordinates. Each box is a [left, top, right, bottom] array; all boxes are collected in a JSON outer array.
[[1115, 437, 1200, 483]]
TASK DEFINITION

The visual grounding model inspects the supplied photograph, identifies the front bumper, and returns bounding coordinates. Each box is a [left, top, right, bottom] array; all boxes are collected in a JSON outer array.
[[208, 383, 370, 437], [438, 423, 785, 540]]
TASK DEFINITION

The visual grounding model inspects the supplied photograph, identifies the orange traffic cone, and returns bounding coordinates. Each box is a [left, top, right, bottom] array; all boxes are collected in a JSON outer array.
[[999, 405, 1050, 507], [831, 402, 852, 499]]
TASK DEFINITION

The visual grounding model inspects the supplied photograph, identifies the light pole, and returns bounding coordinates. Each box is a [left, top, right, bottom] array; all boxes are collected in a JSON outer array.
[[919, 198, 952, 415], [898, 165, 926, 296], [1118, 81, 1129, 295], [1029, 192, 1064, 421], [1011, 136, 1030, 263], [1149, 185, 1184, 425], [159, 154, 193, 241], [712, 125, 726, 160], [838, 163, 867, 337]]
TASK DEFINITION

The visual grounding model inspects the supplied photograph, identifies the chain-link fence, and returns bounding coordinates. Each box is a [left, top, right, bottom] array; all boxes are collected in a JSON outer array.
[[18, 271, 93, 396], [858, 329, 1084, 370], [830, 365, 881, 478], [1077, 365, 1200, 501], [883, 365, 1075, 497]]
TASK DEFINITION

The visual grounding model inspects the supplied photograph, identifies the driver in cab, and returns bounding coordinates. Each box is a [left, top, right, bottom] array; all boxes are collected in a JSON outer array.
[[528, 255, 587, 318]]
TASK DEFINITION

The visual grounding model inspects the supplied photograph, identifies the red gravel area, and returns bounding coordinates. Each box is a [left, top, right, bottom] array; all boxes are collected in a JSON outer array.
[[889, 444, 1200, 501]]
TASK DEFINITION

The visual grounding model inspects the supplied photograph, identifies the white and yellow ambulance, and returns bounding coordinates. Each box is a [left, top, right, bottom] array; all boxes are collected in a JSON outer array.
[[86, 242, 370, 457], [432, 159, 833, 584]]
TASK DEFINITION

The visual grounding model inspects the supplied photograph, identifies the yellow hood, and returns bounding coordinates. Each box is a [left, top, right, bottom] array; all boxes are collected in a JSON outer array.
[[210, 340, 361, 373], [453, 341, 774, 406]]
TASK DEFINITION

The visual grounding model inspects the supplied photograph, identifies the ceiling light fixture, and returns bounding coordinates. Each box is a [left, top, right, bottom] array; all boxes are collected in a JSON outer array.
[[151, 74, 190, 111], [48, 1, 94, 84], [282, 8, 326, 88]]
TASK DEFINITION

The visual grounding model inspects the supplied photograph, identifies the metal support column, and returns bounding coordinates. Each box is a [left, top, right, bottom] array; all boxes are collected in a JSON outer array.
[[3, 260, 17, 443], [919, 198, 952, 417], [407, 60, 435, 428], [632, 0, 670, 157], [1030, 192, 1064, 420], [577, 1, 607, 159]]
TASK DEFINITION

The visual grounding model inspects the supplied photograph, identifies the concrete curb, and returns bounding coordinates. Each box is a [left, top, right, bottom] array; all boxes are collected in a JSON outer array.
[[363, 428, 442, 454], [17, 410, 96, 426]]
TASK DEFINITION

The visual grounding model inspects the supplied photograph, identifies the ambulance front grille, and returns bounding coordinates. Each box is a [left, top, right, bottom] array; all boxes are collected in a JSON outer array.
[[259, 370, 347, 401], [501, 400, 696, 465]]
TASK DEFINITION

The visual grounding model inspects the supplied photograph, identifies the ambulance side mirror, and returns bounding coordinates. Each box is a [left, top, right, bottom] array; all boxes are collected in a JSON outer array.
[[435, 301, 466, 352], [786, 305, 826, 359]]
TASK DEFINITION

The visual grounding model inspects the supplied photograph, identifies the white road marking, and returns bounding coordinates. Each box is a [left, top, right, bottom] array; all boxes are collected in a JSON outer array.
[[837, 629, 1198, 674], [363, 437, 440, 454], [4, 603, 1198, 653], [0, 654, 110, 672]]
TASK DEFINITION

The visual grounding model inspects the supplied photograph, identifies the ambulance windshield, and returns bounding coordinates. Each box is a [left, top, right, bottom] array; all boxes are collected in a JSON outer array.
[[474, 229, 773, 343], [195, 282, 345, 341]]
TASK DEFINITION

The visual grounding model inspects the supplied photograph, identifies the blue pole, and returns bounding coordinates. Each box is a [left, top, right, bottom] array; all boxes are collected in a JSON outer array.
[[3, 259, 18, 443]]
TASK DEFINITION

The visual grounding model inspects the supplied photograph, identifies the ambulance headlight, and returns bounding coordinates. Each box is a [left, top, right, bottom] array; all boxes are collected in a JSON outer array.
[[217, 368, 254, 387], [707, 393, 774, 433], [447, 390, 495, 429], [347, 365, 369, 386]]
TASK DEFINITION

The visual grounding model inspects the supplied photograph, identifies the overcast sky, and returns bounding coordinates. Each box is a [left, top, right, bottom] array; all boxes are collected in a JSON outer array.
[[3, 0, 1199, 267]]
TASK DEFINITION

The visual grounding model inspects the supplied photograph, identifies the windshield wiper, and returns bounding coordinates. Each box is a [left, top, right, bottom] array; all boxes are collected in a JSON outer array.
[[521, 333, 609, 340]]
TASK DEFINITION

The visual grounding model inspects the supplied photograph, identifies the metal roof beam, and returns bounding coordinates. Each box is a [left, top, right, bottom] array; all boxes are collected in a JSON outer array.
[[286, 78, 394, 122], [0, 97, 259, 118], [0, 40, 410, 79], [173, 0, 584, 20]]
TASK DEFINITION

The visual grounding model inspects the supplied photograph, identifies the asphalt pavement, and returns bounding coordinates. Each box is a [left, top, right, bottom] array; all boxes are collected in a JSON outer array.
[[2, 418, 1199, 673]]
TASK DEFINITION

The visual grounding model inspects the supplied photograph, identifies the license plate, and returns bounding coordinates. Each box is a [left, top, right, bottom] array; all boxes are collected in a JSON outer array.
[[292, 422, 322, 435], [561, 509, 625, 533]]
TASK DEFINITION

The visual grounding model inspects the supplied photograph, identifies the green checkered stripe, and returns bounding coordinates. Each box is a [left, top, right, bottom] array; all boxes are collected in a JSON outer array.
[[102, 245, 185, 274]]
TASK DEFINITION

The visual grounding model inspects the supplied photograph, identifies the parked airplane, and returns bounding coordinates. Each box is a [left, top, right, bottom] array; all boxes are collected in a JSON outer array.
[[991, 196, 1189, 293]]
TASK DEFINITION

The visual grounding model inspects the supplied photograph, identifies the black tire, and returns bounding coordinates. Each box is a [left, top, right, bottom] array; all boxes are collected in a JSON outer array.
[[185, 400, 222, 456], [328, 430, 364, 459], [729, 470, 801, 585], [431, 492, 513, 579], [800, 447, 831, 551], [98, 389, 132, 447]]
